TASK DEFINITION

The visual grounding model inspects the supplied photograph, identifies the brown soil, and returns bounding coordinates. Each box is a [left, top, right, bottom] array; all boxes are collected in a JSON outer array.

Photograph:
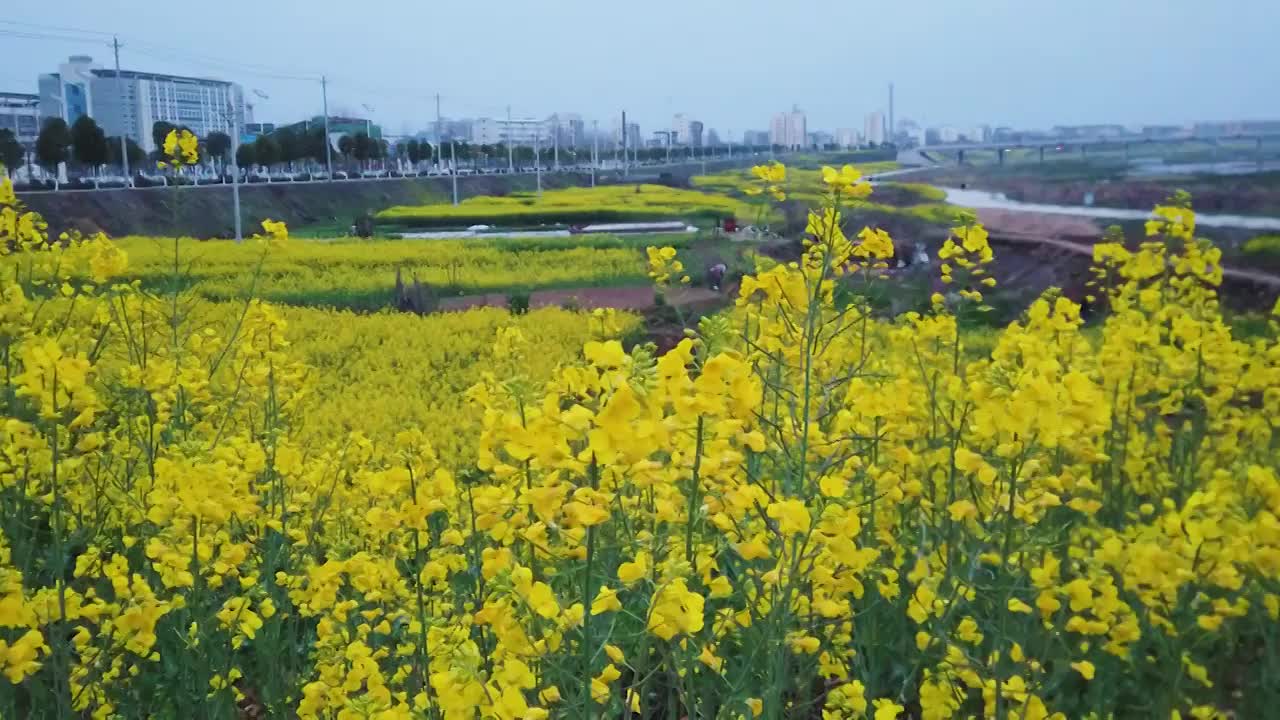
[[923, 168, 1280, 216], [975, 208, 1103, 240], [439, 285, 725, 312]]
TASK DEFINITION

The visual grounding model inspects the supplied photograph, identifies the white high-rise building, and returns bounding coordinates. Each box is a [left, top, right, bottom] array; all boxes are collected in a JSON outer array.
[[38, 55, 97, 127], [0, 92, 40, 147], [835, 128, 860, 148], [473, 117, 545, 146], [769, 107, 807, 149], [611, 119, 641, 149], [672, 113, 695, 145], [864, 111, 886, 145], [39, 55, 244, 152], [545, 113, 584, 148]]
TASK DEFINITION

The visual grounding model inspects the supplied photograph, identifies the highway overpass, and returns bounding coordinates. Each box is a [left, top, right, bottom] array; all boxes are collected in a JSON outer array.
[[918, 133, 1280, 165]]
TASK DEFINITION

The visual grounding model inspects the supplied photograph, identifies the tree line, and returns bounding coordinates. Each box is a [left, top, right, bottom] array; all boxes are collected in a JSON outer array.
[[2, 116, 147, 180], [3, 114, 796, 182]]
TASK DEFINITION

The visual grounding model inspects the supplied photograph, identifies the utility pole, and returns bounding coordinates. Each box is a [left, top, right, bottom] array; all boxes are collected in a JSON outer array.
[[436, 94, 442, 170], [591, 120, 598, 188], [229, 98, 243, 242], [111, 36, 132, 184], [620, 110, 629, 178], [888, 82, 895, 146], [506, 105, 514, 172], [321, 76, 333, 178], [534, 128, 542, 197], [552, 115, 560, 170], [450, 140, 458, 205]]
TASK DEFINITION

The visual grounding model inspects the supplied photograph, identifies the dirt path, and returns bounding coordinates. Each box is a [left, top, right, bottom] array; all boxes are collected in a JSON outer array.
[[975, 208, 1105, 240], [439, 285, 725, 312], [972, 208, 1280, 289], [990, 231, 1280, 290]]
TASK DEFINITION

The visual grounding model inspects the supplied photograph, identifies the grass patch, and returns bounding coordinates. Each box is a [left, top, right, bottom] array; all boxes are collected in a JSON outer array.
[[376, 184, 749, 228], [1243, 234, 1280, 256]]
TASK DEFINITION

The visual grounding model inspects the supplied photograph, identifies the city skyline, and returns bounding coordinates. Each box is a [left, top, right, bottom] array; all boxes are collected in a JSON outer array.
[[8, 52, 1277, 156], [3, 0, 1278, 137]]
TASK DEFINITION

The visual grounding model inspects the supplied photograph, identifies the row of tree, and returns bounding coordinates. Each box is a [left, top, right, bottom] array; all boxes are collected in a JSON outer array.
[[3, 114, 801, 182], [9, 116, 150, 180]]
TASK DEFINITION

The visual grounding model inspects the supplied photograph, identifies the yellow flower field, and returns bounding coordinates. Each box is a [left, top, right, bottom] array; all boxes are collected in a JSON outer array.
[[694, 164, 967, 226], [1, 167, 1279, 720], [109, 235, 646, 309], [376, 184, 750, 227], [274, 304, 639, 465]]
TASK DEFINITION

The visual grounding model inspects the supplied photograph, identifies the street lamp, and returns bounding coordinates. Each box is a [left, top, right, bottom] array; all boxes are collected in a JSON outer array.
[[362, 104, 379, 170], [219, 87, 265, 242]]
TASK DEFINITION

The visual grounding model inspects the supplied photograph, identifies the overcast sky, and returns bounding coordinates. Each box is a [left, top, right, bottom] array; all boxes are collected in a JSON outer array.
[[3, 0, 1276, 138]]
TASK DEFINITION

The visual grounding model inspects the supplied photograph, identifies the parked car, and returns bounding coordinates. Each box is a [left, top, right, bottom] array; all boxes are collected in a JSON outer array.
[[333, 170, 349, 180]]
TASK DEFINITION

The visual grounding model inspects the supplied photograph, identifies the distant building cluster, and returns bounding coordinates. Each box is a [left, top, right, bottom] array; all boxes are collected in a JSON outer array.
[[769, 107, 807, 150], [31, 55, 244, 152], [6, 52, 1280, 172]]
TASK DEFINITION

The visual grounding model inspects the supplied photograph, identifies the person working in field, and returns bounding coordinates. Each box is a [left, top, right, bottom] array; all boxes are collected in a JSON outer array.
[[707, 263, 728, 291]]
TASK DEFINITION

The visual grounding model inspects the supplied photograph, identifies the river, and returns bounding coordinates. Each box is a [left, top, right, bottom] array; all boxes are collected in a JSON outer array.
[[941, 187, 1280, 231]]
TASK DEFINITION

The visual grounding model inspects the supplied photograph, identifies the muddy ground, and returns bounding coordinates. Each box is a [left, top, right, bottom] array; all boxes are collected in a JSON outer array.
[[924, 166, 1280, 217]]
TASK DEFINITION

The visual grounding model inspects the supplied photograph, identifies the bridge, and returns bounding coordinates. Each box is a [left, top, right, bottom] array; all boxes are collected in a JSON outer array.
[[920, 132, 1280, 165]]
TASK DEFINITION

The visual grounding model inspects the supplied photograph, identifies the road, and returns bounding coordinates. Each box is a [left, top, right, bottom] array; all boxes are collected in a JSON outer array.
[[944, 186, 1280, 231], [10, 153, 800, 196]]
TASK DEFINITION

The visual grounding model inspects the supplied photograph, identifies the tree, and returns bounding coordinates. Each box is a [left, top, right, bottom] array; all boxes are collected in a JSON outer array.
[[352, 133, 371, 167], [274, 128, 301, 168], [252, 134, 279, 169], [107, 136, 145, 170], [419, 141, 433, 165], [337, 135, 354, 164], [452, 141, 469, 168], [0, 129, 22, 176], [235, 143, 256, 170], [405, 139, 420, 165], [305, 127, 330, 167], [206, 131, 232, 168], [36, 118, 72, 185], [152, 121, 177, 154], [70, 116, 109, 174]]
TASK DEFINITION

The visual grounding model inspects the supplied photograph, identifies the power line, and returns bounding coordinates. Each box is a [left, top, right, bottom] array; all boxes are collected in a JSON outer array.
[[0, 20, 320, 83], [121, 38, 320, 81], [122, 43, 318, 83], [0, 29, 113, 46], [0, 19, 112, 37]]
